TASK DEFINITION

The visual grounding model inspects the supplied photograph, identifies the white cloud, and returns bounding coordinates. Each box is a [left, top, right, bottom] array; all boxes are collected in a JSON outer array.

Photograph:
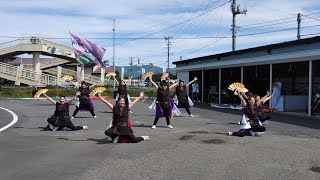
[[0, 0, 319, 67]]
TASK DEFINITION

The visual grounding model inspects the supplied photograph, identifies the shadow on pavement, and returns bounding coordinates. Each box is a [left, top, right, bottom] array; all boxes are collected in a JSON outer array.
[[87, 138, 112, 144], [57, 137, 112, 144], [194, 103, 320, 130]]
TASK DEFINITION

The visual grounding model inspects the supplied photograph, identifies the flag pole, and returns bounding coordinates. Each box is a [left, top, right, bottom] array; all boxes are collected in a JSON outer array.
[[113, 19, 116, 89]]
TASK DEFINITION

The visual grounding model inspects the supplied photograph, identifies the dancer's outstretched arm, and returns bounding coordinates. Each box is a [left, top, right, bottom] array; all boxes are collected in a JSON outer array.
[[238, 90, 247, 107], [43, 93, 56, 105], [97, 93, 114, 110], [70, 81, 79, 88], [240, 91, 248, 100], [89, 84, 96, 90], [129, 92, 144, 110], [168, 78, 177, 84], [260, 91, 272, 105], [128, 76, 133, 86], [149, 76, 158, 90], [113, 76, 119, 86], [169, 81, 179, 90], [68, 92, 80, 106], [186, 77, 198, 87]]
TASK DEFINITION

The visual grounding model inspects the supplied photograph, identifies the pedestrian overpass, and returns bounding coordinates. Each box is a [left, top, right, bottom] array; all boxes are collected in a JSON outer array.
[[0, 36, 103, 86]]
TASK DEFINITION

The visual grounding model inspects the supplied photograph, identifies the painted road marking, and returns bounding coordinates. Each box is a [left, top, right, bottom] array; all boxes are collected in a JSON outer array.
[[0, 107, 19, 132]]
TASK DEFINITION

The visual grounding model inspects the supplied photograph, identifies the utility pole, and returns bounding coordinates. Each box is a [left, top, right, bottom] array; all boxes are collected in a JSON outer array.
[[129, 57, 133, 79], [149, 63, 153, 72], [231, 0, 247, 51], [165, 36, 172, 71], [137, 58, 141, 89], [297, 13, 301, 40], [112, 19, 116, 89]]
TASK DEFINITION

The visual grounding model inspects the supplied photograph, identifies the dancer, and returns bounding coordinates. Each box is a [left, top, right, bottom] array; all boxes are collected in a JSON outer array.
[[254, 91, 272, 125], [71, 81, 97, 119], [114, 76, 133, 113], [149, 76, 179, 129], [174, 77, 198, 117], [97, 92, 149, 143], [228, 89, 266, 137], [271, 77, 282, 110], [43, 92, 88, 131]]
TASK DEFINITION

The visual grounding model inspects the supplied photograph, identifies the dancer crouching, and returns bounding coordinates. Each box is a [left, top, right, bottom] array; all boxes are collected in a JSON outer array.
[[149, 76, 179, 129], [228, 89, 266, 137], [97, 92, 149, 143], [43, 92, 88, 131]]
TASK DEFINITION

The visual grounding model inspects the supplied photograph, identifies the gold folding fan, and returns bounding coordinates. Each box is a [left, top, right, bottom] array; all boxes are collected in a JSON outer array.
[[33, 88, 48, 98], [234, 87, 249, 95], [142, 72, 154, 80], [161, 72, 169, 81], [228, 82, 245, 91], [106, 72, 116, 77], [228, 82, 248, 95], [60, 74, 73, 83], [90, 87, 107, 96]]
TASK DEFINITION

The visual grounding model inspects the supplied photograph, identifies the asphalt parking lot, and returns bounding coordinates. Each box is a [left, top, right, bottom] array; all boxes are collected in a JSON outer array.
[[0, 99, 320, 180]]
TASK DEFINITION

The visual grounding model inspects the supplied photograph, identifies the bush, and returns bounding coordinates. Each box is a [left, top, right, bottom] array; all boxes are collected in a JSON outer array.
[[0, 86, 176, 98]]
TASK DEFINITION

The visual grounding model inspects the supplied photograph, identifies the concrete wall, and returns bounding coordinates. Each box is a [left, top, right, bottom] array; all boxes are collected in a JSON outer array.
[[177, 71, 189, 83]]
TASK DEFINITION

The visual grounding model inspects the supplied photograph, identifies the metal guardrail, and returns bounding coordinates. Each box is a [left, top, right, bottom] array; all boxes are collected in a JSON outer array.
[[0, 39, 21, 50], [0, 36, 74, 57], [40, 58, 70, 69], [47, 67, 101, 84], [0, 62, 58, 86]]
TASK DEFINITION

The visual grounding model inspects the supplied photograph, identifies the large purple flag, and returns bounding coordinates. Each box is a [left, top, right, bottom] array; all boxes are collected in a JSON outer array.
[[70, 33, 106, 65]]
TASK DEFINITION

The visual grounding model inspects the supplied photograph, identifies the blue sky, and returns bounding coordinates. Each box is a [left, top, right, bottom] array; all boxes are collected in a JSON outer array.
[[0, 0, 320, 68]]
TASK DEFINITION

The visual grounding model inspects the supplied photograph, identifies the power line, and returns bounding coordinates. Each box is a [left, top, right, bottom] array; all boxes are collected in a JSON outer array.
[[102, 0, 230, 47], [238, 27, 296, 36], [238, 19, 297, 31], [117, 0, 212, 39], [173, 0, 222, 36], [240, 16, 296, 28], [172, 0, 216, 35], [300, 32, 320, 37], [174, 31, 231, 55], [176, 0, 225, 40], [253, 3, 296, 16]]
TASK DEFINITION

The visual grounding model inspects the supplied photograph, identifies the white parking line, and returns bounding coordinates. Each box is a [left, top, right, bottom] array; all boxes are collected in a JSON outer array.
[[0, 107, 19, 132]]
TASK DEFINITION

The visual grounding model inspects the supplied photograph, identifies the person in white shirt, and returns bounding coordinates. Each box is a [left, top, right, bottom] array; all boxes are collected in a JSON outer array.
[[192, 81, 200, 102], [271, 77, 282, 110]]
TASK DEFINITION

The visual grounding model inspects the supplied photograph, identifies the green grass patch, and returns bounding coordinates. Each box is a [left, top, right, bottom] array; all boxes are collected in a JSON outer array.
[[0, 86, 176, 98]]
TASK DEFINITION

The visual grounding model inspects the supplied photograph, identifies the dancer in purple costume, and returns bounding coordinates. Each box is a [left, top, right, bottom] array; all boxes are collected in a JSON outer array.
[[149, 76, 179, 129]]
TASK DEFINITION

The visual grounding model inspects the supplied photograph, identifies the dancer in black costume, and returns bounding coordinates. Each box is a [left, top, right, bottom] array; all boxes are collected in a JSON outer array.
[[43, 92, 88, 131], [97, 92, 149, 143], [174, 77, 198, 117], [228, 89, 266, 137], [71, 81, 97, 119]]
